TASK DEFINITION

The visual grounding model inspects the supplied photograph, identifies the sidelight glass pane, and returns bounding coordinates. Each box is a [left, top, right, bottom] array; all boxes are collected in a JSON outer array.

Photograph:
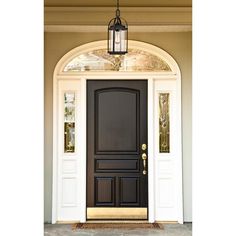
[[64, 122, 75, 153], [64, 93, 75, 122], [159, 93, 170, 153], [64, 92, 76, 153]]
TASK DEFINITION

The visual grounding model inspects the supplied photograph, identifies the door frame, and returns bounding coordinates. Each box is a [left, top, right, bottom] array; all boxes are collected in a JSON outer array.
[[52, 40, 183, 223]]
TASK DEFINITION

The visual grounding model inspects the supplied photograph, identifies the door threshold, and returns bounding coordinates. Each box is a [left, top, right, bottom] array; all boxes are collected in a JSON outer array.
[[87, 207, 147, 220], [86, 220, 149, 223], [57, 221, 80, 224], [156, 221, 178, 224]]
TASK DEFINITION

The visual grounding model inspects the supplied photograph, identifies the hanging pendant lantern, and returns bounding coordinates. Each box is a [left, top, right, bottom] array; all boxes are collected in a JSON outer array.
[[108, 0, 128, 55]]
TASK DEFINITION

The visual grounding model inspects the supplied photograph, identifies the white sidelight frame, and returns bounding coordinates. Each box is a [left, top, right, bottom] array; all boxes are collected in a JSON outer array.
[[52, 40, 183, 224]]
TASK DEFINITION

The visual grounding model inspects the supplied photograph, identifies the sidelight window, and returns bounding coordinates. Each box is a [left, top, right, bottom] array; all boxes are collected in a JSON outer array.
[[159, 93, 170, 153], [64, 92, 76, 153]]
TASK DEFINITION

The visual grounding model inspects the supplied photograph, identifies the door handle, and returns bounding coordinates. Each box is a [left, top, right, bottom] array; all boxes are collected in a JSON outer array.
[[142, 153, 147, 175]]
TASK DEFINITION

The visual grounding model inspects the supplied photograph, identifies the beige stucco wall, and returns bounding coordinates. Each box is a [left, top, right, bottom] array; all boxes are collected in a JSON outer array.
[[44, 32, 192, 222]]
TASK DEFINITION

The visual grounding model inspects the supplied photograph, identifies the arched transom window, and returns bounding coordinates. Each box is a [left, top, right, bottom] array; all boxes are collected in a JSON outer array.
[[63, 48, 172, 72]]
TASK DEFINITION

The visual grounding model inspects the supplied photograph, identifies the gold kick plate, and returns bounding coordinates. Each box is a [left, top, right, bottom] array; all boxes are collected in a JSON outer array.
[[87, 207, 147, 220]]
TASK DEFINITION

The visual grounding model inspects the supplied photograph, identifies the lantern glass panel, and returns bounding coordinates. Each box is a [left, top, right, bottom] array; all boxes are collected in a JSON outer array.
[[120, 30, 127, 52], [114, 30, 121, 52], [108, 29, 114, 52]]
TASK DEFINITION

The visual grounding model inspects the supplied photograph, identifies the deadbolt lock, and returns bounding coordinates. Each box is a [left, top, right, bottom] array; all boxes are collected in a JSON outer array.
[[141, 144, 147, 151]]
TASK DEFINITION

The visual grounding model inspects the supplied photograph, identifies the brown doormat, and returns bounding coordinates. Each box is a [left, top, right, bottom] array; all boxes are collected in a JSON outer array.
[[73, 222, 164, 230]]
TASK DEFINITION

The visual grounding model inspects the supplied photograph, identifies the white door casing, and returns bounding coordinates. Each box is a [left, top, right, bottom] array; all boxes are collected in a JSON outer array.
[[52, 40, 183, 223]]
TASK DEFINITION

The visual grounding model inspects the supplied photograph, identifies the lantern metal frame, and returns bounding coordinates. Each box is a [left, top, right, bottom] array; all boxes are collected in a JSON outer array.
[[107, 0, 128, 55]]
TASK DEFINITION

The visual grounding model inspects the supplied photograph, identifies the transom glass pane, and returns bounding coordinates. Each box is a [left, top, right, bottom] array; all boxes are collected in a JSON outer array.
[[159, 93, 170, 153], [63, 49, 171, 72]]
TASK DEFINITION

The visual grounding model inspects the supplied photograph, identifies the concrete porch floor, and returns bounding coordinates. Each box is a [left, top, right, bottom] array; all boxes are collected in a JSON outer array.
[[44, 223, 192, 236]]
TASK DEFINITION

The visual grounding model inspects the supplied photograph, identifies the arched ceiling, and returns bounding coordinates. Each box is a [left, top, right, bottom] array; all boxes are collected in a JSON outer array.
[[44, 0, 192, 7]]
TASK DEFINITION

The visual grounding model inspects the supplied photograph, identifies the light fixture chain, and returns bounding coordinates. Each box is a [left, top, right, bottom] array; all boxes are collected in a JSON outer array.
[[116, 0, 120, 17]]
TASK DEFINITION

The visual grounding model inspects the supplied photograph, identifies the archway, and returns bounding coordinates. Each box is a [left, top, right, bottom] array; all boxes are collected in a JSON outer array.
[[52, 40, 183, 224]]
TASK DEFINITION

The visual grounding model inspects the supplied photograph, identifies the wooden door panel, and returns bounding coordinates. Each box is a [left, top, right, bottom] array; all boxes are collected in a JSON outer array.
[[95, 88, 139, 154], [95, 177, 115, 206], [87, 80, 147, 209], [119, 177, 140, 206], [95, 159, 139, 172]]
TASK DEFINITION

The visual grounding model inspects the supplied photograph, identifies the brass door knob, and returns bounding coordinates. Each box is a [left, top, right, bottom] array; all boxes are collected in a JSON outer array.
[[142, 153, 147, 160]]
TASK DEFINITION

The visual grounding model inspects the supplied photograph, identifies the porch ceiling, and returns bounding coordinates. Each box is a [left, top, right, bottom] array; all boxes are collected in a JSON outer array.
[[44, 0, 192, 32], [44, 0, 192, 7]]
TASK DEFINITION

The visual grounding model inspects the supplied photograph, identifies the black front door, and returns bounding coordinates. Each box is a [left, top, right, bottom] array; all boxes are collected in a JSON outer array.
[[87, 80, 148, 218]]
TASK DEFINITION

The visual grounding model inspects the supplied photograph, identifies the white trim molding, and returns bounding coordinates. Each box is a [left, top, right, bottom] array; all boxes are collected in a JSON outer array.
[[45, 7, 192, 32], [52, 40, 183, 224], [45, 25, 192, 33]]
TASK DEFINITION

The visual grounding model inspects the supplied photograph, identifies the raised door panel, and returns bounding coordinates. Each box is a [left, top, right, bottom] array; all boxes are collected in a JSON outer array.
[[95, 177, 115, 206], [95, 159, 139, 172], [119, 177, 140, 206], [96, 88, 139, 154]]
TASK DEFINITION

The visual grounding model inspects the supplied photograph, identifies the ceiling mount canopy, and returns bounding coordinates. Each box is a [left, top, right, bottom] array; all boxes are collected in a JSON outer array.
[[108, 0, 128, 55]]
